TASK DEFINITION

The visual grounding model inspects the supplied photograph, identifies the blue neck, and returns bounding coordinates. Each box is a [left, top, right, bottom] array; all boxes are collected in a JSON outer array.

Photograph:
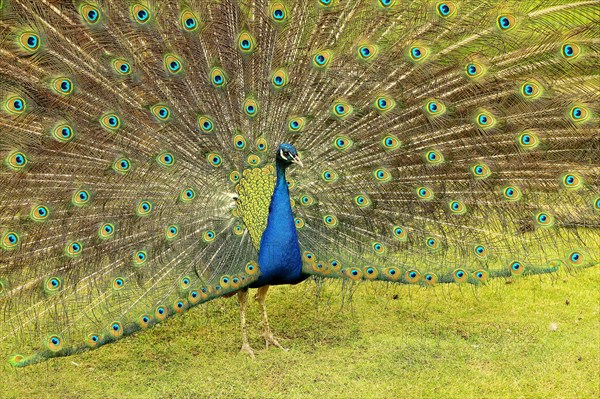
[[251, 159, 306, 287]]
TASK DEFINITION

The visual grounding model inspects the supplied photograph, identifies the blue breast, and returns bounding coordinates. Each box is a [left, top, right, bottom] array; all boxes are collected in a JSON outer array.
[[251, 162, 307, 287]]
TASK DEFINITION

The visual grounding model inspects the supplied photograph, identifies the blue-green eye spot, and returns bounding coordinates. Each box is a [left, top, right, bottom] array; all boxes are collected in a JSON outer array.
[[565, 45, 573, 56], [27, 36, 38, 48]]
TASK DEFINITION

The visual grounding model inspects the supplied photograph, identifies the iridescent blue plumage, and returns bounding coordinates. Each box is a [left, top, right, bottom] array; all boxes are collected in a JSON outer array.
[[252, 144, 307, 288]]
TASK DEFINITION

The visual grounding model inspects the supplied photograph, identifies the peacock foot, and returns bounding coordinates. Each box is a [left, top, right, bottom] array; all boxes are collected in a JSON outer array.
[[263, 331, 288, 351], [240, 343, 256, 359]]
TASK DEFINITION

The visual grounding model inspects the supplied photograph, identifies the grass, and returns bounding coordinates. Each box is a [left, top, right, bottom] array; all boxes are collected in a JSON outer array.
[[1, 267, 598, 399]]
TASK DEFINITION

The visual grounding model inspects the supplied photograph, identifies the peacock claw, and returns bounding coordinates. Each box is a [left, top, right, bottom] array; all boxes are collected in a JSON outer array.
[[240, 343, 256, 359], [263, 331, 287, 351]]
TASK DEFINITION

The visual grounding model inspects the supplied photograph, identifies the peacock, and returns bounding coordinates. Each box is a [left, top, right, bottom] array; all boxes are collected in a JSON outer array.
[[0, 0, 598, 367]]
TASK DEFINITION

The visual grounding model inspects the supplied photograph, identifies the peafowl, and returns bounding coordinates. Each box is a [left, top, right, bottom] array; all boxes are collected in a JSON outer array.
[[0, 0, 598, 367]]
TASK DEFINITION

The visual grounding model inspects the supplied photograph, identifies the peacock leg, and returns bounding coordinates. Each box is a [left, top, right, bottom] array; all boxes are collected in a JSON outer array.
[[256, 285, 287, 351], [237, 289, 255, 358]]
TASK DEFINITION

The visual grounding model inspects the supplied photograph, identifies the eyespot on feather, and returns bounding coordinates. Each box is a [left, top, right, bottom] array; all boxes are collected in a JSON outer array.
[[333, 135, 353, 150], [381, 134, 401, 150], [424, 99, 446, 116], [497, 14, 516, 31], [408, 45, 429, 62], [108, 321, 123, 338], [471, 163, 491, 179], [322, 214, 338, 228], [321, 169, 338, 183], [30, 205, 50, 221], [312, 49, 333, 68], [331, 100, 353, 119], [65, 241, 83, 257], [560, 173, 583, 190], [210, 67, 227, 87], [112, 59, 132, 75], [509, 261, 525, 275], [1, 231, 20, 250], [271, 68, 289, 88], [198, 115, 214, 133], [561, 43, 581, 59], [436, 2, 456, 17], [269, 2, 288, 23], [80, 3, 101, 25], [4, 151, 29, 171], [416, 186, 434, 200], [17, 32, 41, 53], [156, 152, 175, 167], [165, 225, 179, 240], [131, 4, 151, 24], [51, 77, 74, 95], [112, 157, 131, 174], [238, 31, 256, 53], [4, 95, 27, 115], [98, 223, 115, 240], [465, 62, 485, 78], [46, 335, 64, 352], [164, 54, 183, 75], [357, 43, 378, 61], [133, 250, 147, 266], [52, 123, 75, 143], [392, 225, 407, 241], [181, 10, 200, 32], [100, 113, 121, 131], [405, 269, 421, 283], [150, 104, 171, 121], [453, 269, 468, 283]]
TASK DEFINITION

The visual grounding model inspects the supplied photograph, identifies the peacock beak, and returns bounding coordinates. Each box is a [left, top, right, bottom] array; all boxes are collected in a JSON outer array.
[[291, 155, 303, 167]]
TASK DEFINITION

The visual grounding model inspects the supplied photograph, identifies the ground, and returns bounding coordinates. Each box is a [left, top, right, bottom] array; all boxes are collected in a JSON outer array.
[[2, 267, 598, 399]]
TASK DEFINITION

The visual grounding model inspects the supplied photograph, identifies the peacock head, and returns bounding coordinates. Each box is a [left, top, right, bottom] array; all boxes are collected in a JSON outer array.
[[276, 143, 303, 167]]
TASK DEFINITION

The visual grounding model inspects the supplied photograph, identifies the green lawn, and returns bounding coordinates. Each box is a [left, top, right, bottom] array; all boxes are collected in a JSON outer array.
[[2, 266, 598, 399]]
